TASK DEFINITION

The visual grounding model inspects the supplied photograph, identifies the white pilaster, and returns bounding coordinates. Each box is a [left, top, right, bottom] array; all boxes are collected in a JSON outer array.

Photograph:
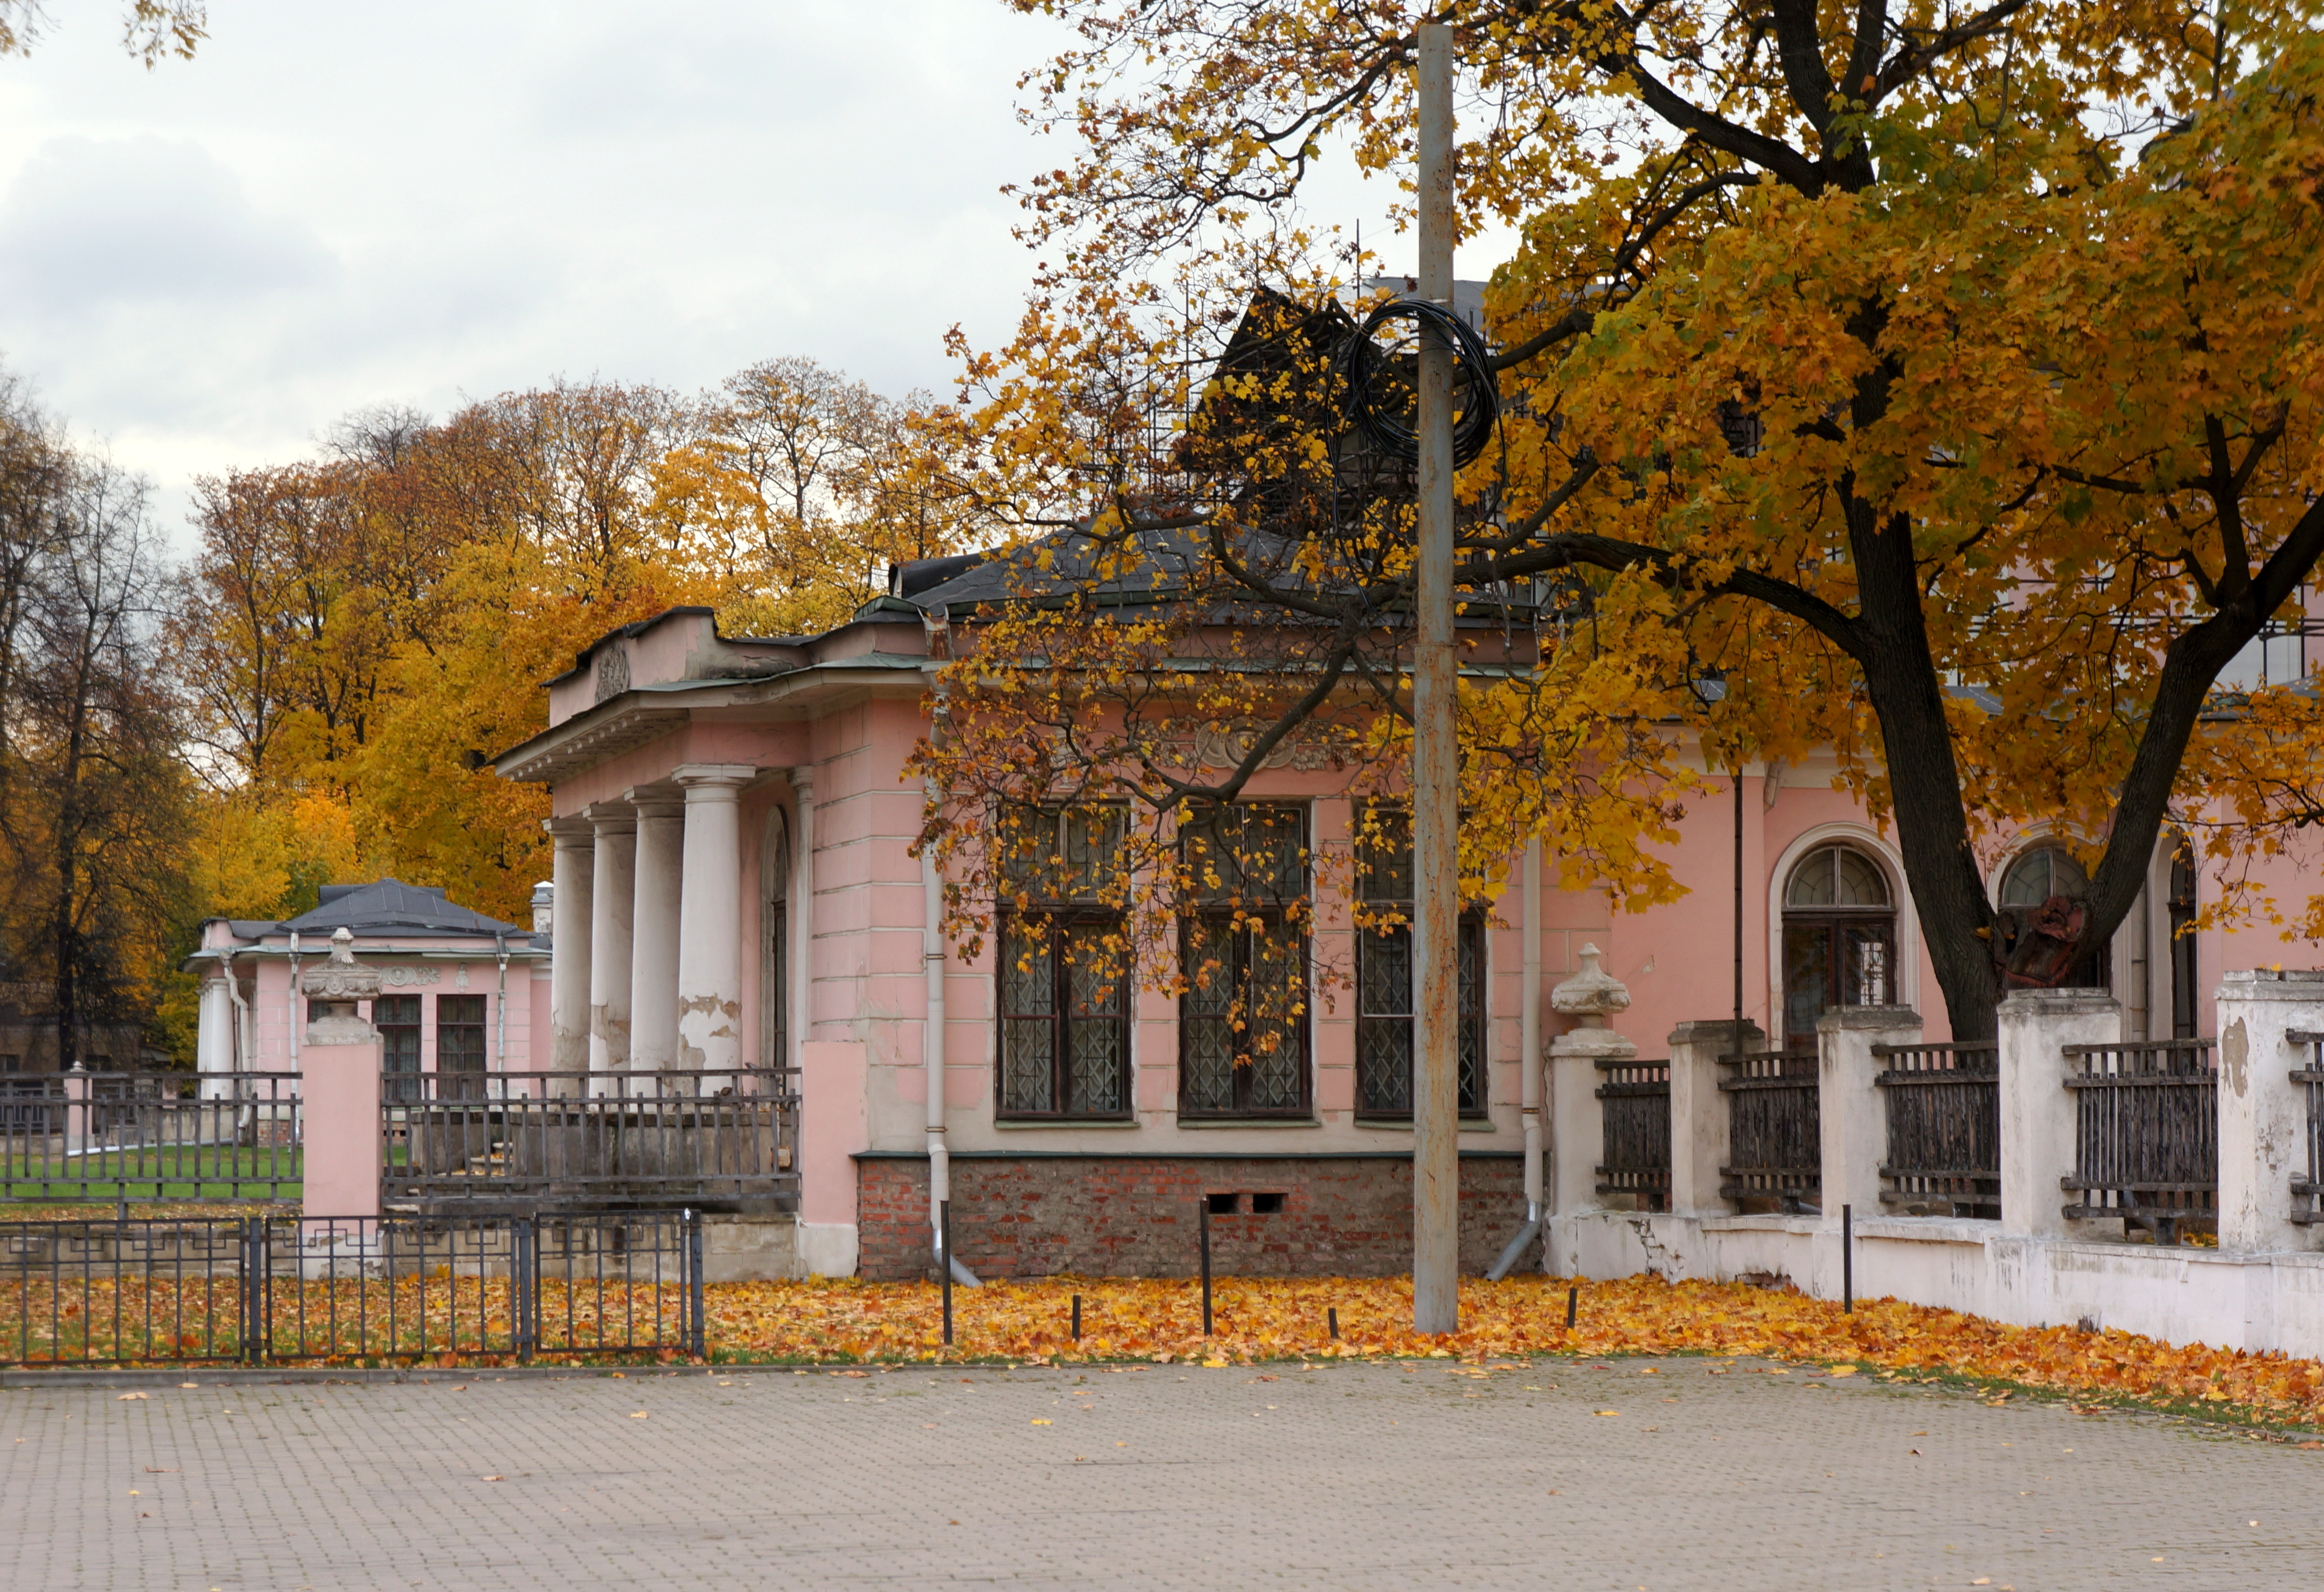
[[2215, 969, 2324, 1254], [627, 789, 686, 1074], [1818, 1005, 1921, 1221], [790, 767, 816, 1065], [585, 803, 637, 1085], [1998, 989, 2121, 1239], [674, 763, 756, 1072], [1668, 1018, 1761, 1215], [546, 816, 595, 1081]]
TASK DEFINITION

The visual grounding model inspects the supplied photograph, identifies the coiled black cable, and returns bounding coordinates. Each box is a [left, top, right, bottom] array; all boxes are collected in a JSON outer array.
[[1338, 296, 1500, 467]]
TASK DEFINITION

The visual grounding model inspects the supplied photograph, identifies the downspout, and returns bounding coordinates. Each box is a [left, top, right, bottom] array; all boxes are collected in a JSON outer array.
[[1488, 836, 1545, 1280], [287, 931, 302, 1072], [922, 653, 979, 1288], [495, 930, 510, 1072], [223, 953, 253, 1072]]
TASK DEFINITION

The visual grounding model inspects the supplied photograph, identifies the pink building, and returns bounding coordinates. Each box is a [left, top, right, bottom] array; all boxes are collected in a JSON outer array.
[[491, 582, 2323, 1281], [186, 880, 552, 1090]]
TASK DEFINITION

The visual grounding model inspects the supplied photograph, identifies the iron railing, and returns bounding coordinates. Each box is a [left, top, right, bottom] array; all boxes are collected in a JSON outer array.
[[1874, 1042, 2000, 1218], [1595, 1055, 1670, 1210], [2061, 1038, 2217, 1242], [2291, 1030, 2324, 1226], [383, 1069, 798, 1212], [0, 1211, 704, 1366], [1720, 1048, 1820, 1210], [0, 1072, 301, 1205]]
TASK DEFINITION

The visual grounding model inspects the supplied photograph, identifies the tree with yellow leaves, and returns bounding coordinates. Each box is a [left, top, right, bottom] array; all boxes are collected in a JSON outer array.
[[913, 0, 2324, 1043]]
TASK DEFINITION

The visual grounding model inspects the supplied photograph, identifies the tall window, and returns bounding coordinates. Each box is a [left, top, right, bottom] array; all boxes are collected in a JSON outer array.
[[996, 808, 1131, 1120], [1781, 844, 1895, 1051], [2167, 842, 2198, 1038], [1179, 805, 1311, 1118], [1353, 808, 1486, 1118], [437, 994, 488, 1099], [376, 995, 421, 1103], [1998, 845, 2110, 990]]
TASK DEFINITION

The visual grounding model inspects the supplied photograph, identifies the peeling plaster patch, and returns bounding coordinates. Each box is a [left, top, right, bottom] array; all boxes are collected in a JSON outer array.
[[2223, 1017, 2249, 1099]]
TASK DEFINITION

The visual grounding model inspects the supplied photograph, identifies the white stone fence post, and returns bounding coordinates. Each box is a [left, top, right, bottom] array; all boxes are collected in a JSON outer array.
[[1548, 944, 1632, 1223], [2215, 969, 2324, 1253], [1667, 1018, 1760, 1216], [1817, 1006, 1921, 1221]]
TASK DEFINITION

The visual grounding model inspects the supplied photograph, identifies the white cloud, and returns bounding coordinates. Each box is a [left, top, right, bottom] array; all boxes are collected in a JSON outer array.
[[0, 1, 1479, 542]]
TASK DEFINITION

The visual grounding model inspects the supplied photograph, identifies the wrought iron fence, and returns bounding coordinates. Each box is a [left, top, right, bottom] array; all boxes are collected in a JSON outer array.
[[0, 1073, 301, 1205], [2291, 1030, 2324, 1226], [383, 1069, 798, 1212], [1720, 1048, 1820, 1210], [2061, 1038, 2217, 1243], [0, 1211, 704, 1366], [1874, 1042, 1999, 1218], [1595, 1055, 1670, 1210]]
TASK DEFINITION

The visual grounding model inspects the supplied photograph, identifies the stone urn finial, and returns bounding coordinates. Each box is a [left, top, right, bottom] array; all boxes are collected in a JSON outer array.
[[303, 927, 382, 1045], [1551, 943, 1631, 1029]]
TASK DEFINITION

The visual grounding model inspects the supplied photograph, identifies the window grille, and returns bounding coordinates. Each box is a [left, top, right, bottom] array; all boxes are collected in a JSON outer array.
[[1178, 805, 1311, 1118], [436, 994, 488, 1099], [1353, 807, 1484, 1116], [376, 995, 422, 1104], [996, 806, 1131, 1120]]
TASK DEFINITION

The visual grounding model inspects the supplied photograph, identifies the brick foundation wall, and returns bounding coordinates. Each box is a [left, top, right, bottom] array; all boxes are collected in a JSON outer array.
[[856, 1153, 1534, 1281]]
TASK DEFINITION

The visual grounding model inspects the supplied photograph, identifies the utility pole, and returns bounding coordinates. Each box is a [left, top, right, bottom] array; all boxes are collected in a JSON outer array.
[[1410, 17, 1459, 1336]]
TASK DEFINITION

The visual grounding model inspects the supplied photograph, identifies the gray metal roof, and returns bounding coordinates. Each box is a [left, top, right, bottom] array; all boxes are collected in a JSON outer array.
[[279, 880, 524, 939]]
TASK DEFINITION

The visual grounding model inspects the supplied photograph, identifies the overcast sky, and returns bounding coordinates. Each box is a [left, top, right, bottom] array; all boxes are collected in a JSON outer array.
[[0, 2, 1472, 543]]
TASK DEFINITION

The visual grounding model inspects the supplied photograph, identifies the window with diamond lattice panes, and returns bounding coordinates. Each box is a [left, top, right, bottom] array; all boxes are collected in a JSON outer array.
[[1178, 804, 1312, 1118], [995, 807, 1131, 1119], [1352, 807, 1486, 1117]]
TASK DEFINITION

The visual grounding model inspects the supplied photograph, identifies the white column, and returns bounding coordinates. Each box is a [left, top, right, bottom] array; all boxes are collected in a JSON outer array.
[[674, 763, 755, 1073], [790, 767, 816, 1064], [585, 803, 637, 1087], [627, 789, 686, 1074], [1818, 1006, 1921, 1221], [2215, 969, 2324, 1253], [1548, 944, 1633, 1217], [1998, 989, 2121, 1239], [1669, 1018, 1761, 1215], [197, 969, 236, 1101], [546, 816, 595, 1084]]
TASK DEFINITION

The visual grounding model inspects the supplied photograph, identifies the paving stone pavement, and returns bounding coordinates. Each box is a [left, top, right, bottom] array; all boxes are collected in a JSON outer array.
[[2, 1357, 2318, 1591]]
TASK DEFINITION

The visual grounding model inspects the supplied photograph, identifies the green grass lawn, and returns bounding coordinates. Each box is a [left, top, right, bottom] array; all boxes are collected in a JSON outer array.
[[1, 1145, 301, 1205]]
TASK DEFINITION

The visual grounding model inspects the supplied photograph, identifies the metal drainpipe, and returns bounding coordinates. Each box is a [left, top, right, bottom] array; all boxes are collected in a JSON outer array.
[[222, 953, 254, 1072], [922, 827, 977, 1288], [287, 931, 301, 1071], [495, 931, 510, 1072], [920, 657, 980, 1288], [1488, 838, 1546, 1280]]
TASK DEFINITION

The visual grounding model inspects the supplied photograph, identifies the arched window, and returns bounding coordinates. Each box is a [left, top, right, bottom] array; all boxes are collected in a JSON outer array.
[[1997, 845, 2110, 989], [1781, 844, 1896, 1050]]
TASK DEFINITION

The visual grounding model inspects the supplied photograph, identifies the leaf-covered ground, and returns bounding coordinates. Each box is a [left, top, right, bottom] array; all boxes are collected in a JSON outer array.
[[8, 1270, 2323, 1433], [706, 1273, 2324, 1430]]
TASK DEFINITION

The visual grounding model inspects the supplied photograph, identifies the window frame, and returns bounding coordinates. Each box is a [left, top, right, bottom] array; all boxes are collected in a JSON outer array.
[[993, 805, 1133, 1123], [1996, 843, 2112, 991], [1176, 803, 1315, 1120], [375, 993, 422, 1104], [1779, 843, 1898, 1052], [1350, 806, 1488, 1121], [436, 993, 488, 1098]]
